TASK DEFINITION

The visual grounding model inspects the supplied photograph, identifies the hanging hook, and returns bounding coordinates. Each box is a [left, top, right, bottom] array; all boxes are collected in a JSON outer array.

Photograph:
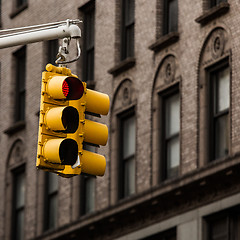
[[55, 38, 81, 65]]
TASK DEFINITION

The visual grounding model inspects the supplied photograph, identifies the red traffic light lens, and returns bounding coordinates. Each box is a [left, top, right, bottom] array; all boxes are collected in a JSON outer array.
[[63, 77, 84, 100], [62, 80, 70, 97]]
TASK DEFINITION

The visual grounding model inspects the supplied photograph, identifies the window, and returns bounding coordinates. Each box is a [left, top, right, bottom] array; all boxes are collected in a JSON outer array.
[[80, 175, 95, 215], [82, 1, 95, 83], [47, 40, 58, 65], [12, 168, 25, 240], [141, 228, 176, 240], [206, 207, 240, 240], [16, 0, 27, 8], [44, 172, 58, 231], [209, 65, 230, 161], [162, 87, 180, 180], [14, 47, 26, 122], [210, 0, 227, 8], [163, 0, 178, 35], [119, 111, 136, 198], [121, 0, 135, 60]]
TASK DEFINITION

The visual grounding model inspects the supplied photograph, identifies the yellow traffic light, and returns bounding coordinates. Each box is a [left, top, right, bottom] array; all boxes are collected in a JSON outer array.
[[36, 64, 84, 173]]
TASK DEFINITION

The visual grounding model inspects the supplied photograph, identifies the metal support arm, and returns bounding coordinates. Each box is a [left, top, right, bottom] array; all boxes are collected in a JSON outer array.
[[0, 20, 81, 49]]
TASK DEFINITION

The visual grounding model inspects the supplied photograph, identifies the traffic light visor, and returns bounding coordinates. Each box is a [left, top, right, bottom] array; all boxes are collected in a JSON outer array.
[[43, 138, 78, 165], [48, 76, 84, 100], [45, 106, 79, 133]]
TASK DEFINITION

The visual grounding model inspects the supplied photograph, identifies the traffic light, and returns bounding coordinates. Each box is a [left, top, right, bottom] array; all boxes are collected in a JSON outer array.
[[36, 64, 84, 173], [56, 85, 110, 177]]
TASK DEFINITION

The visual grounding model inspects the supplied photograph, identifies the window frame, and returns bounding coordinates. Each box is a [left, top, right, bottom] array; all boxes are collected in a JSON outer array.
[[159, 84, 180, 181], [121, 0, 135, 61], [11, 165, 25, 240], [205, 206, 240, 240], [80, 175, 96, 215], [207, 60, 230, 162], [118, 107, 136, 199], [140, 227, 176, 240], [210, 0, 227, 8], [14, 46, 26, 123], [47, 39, 59, 65], [44, 172, 59, 231], [82, 1, 95, 84], [163, 0, 178, 36]]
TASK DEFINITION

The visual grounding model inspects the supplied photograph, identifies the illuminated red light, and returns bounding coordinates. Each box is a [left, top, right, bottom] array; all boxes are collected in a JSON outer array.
[[62, 80, 70, 97]]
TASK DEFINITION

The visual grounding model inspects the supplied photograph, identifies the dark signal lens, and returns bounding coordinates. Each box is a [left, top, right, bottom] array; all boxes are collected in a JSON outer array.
[[62, 80, 70, 97]]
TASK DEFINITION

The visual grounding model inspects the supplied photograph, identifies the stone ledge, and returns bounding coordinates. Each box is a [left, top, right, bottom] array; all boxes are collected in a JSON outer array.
[[108, 57, 136, 77], [4, 121, 26, 135], [149, 32, 179, 53], [195, 2, 230, 26]]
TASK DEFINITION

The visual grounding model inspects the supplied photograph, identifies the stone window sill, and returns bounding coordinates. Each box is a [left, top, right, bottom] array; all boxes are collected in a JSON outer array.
[[10, 3, 28, 19], [4, 121, 26, 135], [108, 57, 136, 77], [195, 2, 230, 26], [149, 32, 179, 53]]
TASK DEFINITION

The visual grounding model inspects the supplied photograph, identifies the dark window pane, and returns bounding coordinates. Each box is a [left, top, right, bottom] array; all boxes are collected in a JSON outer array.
[[17, 0, 27, 8], [208, 217, 228, 240], [45, 172, 58, 230], [168, 0, 178, 33], [16, 210, 24, 240], [121, 0, 135, 60], [141, 227, 176, 240], [85, 177, 95, 213], [47, 40, 58, 65], [82, 2, 95, 82], [15, 172, 25, 209], [48, 172, 58, 194], [13, 169, 25, 240], [124, 157, 135, 196], [210, 0, 227, 8], [164, 0, 178, 35], [126, 25, 134, 58], [80, 175, 95, 215], [48, 195, 58, 229], [14, 47, 26, 122], [214, 114, 229, 159]]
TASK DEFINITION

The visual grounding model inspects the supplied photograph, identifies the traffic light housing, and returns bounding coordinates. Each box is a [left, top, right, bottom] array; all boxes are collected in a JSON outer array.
[[37, 64, 110, 178], [36, 64, 84, 173]]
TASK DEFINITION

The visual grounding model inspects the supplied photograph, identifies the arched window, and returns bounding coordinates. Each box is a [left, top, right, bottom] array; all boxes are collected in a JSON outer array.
[[198, 27, 231, 166], [152, 55, 181, 184], [5, 139, 26, 240], [110, 79, 137, 202]]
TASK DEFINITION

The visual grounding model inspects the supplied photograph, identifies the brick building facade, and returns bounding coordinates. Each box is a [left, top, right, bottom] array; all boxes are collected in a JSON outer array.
[[0, 0, 240, 239]]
